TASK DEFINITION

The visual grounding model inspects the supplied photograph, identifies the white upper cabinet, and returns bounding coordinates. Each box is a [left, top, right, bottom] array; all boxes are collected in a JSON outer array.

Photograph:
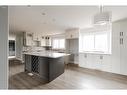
[[23, 32, 33, 46], [46, 36, 51, 46], [40, 36, 46, 46], [65, 28, 79, 39], [33, 33, 41, 41], [40, 36, 51, 46]]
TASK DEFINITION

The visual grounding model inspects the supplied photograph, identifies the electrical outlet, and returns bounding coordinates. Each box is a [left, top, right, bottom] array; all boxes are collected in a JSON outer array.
[[84, 54, 87, 58], [100, 55, 103, 60]]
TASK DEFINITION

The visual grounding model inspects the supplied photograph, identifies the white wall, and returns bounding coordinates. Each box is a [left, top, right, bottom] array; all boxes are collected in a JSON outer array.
[[15, 32, 23, 60], [9, 32, 16, 40], [79, 19, 127, 76], [0, 7, 8, 89]]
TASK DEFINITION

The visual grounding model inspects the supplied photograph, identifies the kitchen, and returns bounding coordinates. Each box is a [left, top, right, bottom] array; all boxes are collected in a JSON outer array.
[[8, 6, 127, 89]]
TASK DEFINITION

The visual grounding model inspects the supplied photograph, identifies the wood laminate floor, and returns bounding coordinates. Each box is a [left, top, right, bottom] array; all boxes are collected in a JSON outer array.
[[9, 59, 127, 89]]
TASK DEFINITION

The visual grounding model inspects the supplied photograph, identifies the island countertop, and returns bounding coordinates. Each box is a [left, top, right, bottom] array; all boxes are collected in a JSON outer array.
[[23, 51, 70, 58]]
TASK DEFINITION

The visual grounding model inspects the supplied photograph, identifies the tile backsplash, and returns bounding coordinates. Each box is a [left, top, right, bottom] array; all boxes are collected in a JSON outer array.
[[23, 46, 45, 52]]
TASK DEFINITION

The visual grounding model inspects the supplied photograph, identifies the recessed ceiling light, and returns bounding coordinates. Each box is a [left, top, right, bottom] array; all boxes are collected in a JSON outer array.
[[1, 6, 7, 8], [43, 22, 47, 24], [27, 5, 31, 8], [52, 18, 56, 22], [42, 12, 46, 16]]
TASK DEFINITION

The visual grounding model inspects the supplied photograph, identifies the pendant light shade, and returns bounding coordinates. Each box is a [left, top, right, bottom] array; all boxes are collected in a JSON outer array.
[[93, 6, 111, 25]]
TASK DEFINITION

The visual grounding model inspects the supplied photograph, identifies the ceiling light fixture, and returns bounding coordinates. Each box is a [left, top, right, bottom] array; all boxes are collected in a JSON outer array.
[[27, 5, 31, 8], [52, 18, 56, 22], [93, 5, 111, 25], [42, 12, 46, 16], [1, 6, 7, 8], [43, 22, 47, 24]]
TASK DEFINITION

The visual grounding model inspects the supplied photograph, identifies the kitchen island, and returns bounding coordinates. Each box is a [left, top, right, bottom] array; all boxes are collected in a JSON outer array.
[[23, 51, 69, 82]]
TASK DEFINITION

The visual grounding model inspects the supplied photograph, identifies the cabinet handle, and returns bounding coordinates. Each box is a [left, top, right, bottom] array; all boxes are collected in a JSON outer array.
[[84, 54, 87, 58], [120, 38, 121, 44], [120, 38, 124, 45], [120, 32, 121, 36], [122, 38, 123, 44], [120, 32, 124, 36], [100, 55, 103, 60], [122, 32, 123, 36]]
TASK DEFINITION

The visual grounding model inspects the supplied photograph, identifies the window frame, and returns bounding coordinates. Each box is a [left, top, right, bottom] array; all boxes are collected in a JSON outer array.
[[80, 29, 111, 54], [52, 38, 65, 49]]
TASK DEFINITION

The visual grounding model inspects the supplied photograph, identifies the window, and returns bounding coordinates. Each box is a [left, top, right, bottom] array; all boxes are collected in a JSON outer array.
[[9, 40, 16, 56], [95, 33, 108, 52], [52, 38, 65, 49], [83, 34, 94, 51], [80, 30, 111, 54]]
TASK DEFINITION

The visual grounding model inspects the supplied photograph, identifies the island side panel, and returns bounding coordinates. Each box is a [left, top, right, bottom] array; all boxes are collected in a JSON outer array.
[[24, 54, 32, 72], [39, 57, 49, 81], [49, 57, 65, 81]]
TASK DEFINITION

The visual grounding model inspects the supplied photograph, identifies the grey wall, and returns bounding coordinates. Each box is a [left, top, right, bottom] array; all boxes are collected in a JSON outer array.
[[0, 7, 8, 89]]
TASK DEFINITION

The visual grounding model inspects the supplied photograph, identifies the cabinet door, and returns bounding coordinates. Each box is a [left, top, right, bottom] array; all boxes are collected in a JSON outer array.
[[26, 36, 33, 46], [38, 57, 49, 80], [85, 54, 93, 69], [33, 33, 41, 41], [65, 31, 71, 39], [65, 29, 79, 39], [33, 33, 38, 41], [46, 37, 51, 46], [37, 35, 41, 41], [72, 30, 79, 39], [79, 53, 87, 67], [89, 54, 102, 70], [74, 54, 79, 64], [25, 32, 33, 46], [111, 22, 121, 74], [40, 38, 46, 46], [68, 54, 74, 63], [101, 55, 112, 72], [120, 23, 127, 75]]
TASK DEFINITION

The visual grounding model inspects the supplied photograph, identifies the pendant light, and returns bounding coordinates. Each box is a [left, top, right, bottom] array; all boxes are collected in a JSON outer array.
[[93, 5, 111, 25]]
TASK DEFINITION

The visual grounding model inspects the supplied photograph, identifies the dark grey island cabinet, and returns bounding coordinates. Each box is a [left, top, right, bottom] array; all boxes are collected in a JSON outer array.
[[24, 52, 69, 82]]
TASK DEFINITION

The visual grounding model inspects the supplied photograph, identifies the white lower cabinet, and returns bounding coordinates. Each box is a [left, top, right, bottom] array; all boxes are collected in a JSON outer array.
[[79, 53, 87, 67], [101, 55, 112, 72], [79, 53, 103, 70], [79, 52, 127, 75], [86, 54, 95, 69], [79, 53, 113, 72], [79, 20, 127, 76], [91, 55, 102, 70], [74, 54, 79, 64], [110, 52, 120, 74]]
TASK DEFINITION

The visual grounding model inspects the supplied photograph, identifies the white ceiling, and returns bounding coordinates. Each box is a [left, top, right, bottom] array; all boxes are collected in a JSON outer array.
[[9, 6, 127, 35]]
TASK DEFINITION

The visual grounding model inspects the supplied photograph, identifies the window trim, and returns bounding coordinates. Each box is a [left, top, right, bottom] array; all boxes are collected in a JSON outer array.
[[79, 30, 111, 54], [52, 38, 65, 49]]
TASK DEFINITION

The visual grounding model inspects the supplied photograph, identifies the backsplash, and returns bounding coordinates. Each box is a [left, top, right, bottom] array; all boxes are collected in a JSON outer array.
[[23, 46, 45, 52]]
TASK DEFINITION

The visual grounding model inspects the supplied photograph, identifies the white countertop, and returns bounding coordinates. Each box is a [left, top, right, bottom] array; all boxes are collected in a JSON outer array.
[[23, 51, 70, 58], [79, 51, 111, 55]]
